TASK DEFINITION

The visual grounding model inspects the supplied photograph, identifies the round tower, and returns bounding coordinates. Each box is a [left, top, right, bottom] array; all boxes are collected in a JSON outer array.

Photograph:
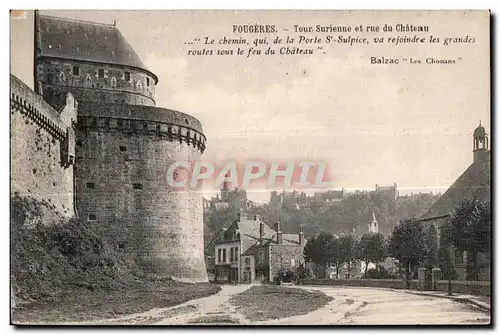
[[75, 105, 207, 282], [34, 13, 209, 282], [34, 13, 157, 108], [473, 121, 488, 163]]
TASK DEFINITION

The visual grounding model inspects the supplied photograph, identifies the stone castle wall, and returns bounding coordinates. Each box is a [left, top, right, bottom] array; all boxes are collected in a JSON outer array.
[[36, 58, 156, 107], [10, 74, 77, 219], [74, 102, 208, 282]]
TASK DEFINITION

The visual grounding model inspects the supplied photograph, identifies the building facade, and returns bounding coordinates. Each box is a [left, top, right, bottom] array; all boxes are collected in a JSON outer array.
[[213, 212, 306, 283]]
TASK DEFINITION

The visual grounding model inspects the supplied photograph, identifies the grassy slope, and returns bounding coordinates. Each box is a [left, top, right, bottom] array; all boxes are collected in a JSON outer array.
[[10, 195, 220, 324], [12, 280, 220, 324], [229, 285, 333, 321]]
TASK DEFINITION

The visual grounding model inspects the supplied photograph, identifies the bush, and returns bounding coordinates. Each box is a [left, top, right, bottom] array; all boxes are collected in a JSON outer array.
[[273, 268, 300, 284], [10, 195, 135, 303], [297, 264, 313, 280], [364, 266, 397, 279]]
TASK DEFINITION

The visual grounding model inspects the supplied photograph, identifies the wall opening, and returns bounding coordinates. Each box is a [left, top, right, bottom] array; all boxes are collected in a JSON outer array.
[[125, 72, 130, 81], [88, 214, 97, 221], [72, 66, 79, 76], [86, 182, 95, 189], [132, 183, 143, 190], [146, 78, 150, 86], [98, 69, 105, 79], [119, 145, 127, 152]]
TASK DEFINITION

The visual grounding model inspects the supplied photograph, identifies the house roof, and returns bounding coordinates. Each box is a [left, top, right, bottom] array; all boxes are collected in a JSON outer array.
[[263, 233, 302, 247], [36, 13, 157, 83], [218, 215, 304, 256], [419, 153, 491, 220]]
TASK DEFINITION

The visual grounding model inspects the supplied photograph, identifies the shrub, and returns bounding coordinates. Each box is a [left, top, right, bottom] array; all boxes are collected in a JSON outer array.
[[274, 267, 300, 284], [297, 264, 313, 280], [10, 195, 135, 303], [364, 266, 396, 279]]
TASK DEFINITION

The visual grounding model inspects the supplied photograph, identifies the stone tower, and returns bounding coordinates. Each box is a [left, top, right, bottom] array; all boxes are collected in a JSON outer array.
[[473, 121, 489, 163], [368, 211, 378, 234], [34, 12, 208, 282]]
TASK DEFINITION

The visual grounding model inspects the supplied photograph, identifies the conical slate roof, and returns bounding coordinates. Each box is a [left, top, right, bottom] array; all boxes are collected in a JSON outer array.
[[36, 13, 157, 83]]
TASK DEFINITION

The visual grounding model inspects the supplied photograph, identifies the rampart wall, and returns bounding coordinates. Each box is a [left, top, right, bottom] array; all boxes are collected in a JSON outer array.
[[10, 74, 77, 220]]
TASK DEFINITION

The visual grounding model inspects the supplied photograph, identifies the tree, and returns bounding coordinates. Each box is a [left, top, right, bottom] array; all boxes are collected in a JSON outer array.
[[356, 233, 387, 276], [388, 219, 429, 285], [339, 234, 357, 279], [303, 232, 335, 278], [328, 237, 343, 279], [444, 198, 491, 280]]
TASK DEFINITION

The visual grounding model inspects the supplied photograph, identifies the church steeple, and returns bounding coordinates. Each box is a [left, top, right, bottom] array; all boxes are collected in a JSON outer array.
[[221, 171, 230, 201], [473, 121, 488, 162], [368, 211, 379, 234]]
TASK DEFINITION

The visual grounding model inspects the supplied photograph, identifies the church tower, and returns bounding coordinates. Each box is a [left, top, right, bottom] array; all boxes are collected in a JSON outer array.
[[473, 121, 489, 163], [368, 211, 379, 234]]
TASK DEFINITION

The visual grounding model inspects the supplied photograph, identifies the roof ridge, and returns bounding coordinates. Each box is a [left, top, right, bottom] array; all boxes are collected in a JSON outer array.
[[39, 13, 116, 28]]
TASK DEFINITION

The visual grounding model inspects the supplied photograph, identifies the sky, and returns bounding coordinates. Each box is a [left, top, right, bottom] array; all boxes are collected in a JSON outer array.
[[10, 10, 490, 203]]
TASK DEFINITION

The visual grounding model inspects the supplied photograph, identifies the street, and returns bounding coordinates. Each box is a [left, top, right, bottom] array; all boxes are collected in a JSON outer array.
[[81, 285, 490, 326]]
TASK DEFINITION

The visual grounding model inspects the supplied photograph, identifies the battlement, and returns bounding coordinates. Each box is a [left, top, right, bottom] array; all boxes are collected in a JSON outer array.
[[11, 74, 77, 143], [77, 103, 206, 153]]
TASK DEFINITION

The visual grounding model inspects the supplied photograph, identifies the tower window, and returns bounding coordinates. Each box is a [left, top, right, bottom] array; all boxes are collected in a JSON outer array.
[[72, 66, 79, 76], [88, 214, 97, 221], [86, 182, 95, 189], [146, 78, 150, 86], [110, 77, 117, 88], [119, 145, 127, 152], [132, 183, 143, 190], [125, 72, 130, 81], [98, 69, 104, 78]]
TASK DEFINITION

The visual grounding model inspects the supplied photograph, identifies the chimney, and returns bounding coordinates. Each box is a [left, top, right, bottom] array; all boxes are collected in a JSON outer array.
[[299, 226, 305, 246], [260, 222, 265, 241], [274, 222, 283, 244]]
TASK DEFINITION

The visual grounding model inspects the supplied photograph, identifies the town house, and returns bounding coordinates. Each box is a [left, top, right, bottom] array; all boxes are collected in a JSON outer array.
[[212, 212, 306, 283]]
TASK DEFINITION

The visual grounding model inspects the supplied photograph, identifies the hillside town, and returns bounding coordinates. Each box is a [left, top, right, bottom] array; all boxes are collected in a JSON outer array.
[[204, 123, 491, 288]]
